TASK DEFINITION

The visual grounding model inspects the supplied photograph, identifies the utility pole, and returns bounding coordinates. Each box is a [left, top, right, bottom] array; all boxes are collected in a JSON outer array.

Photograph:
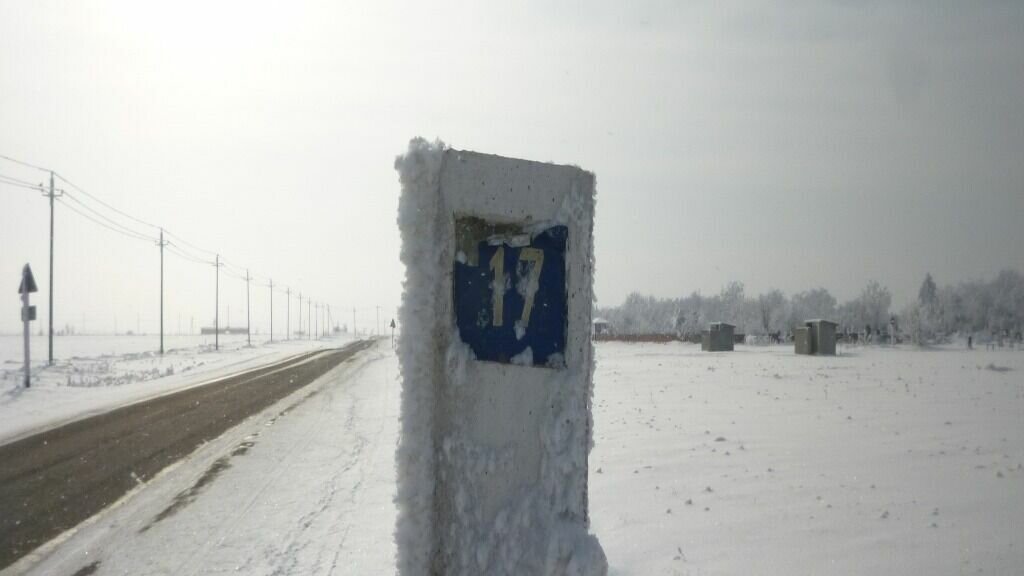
[[46, 171, 60, 366], [298, 293, 302, 338], [353, 307, 356, 336], [286, 287, 290, 340], [214, 254, 220, 351], [245, 269, 251, 347], [308, 299, 312, 340], [268, 278, 273, 343], [313, 302, 317, 340], [158, 228, 167, 354]]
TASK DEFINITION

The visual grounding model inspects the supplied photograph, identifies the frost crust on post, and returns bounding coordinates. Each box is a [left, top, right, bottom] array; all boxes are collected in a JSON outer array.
[[394, 137, 447, 576]]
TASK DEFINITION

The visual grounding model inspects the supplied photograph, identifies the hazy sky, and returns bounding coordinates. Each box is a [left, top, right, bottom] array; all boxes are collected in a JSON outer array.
[[2, 1, 1022, 334]]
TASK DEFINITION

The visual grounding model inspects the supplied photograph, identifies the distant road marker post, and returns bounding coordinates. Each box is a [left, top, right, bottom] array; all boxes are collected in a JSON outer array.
[[19, 263, 39, 388]]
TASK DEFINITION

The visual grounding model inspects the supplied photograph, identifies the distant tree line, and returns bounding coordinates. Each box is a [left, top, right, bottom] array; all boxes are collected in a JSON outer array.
[[903, 270, 1024, 344], [595, 269, 1024, 343]]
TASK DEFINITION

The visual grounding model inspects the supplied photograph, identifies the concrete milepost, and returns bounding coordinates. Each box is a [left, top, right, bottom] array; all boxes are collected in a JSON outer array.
[[394, 139, 607, 576], [19, 264, 39, 388]]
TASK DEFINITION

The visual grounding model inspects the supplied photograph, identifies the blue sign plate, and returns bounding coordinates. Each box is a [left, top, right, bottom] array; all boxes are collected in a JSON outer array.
[[453, 218, 567, 368]]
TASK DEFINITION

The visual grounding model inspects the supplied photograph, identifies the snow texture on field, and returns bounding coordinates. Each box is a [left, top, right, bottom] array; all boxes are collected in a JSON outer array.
[[7, 342, 1022, 576], [0, 333, 354, 444], [590, 342, 1024, 575], [393, 139, 605, 576]]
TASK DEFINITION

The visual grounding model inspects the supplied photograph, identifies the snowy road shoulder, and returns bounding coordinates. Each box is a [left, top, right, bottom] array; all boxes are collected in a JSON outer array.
[[8, 341, 399, 576]]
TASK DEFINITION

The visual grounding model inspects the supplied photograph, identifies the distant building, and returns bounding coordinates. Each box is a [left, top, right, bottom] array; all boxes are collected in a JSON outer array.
[[702, 322, 735, 352], [200, 326, 248, 335], [592, 318, 612, 337], [795, 319, 838, 355]]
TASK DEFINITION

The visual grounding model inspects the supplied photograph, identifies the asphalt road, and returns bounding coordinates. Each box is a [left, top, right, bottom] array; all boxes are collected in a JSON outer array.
[[0, 340, 375, 571]]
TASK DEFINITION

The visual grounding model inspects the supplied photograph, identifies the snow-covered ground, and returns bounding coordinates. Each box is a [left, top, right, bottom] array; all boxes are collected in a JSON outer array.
[[1, 333, 252, 366], [6, 342, 1023, 575], [0, 333, 356, 444], [590, 342, 1024, 575]]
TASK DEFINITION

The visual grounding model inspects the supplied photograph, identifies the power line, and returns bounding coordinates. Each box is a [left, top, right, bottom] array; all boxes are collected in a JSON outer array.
[[165, 238, 213, 264], [165, 242, 213, 266], [53, 172, 161, 231], [62, 191, 158, 242], [0, 179, 45, 193], [56, 196, 157, 242], [0, 172, 45, 188], [2, 152, 348, 347], [0, 153, 50, 173], [164, 229, 218, 256]]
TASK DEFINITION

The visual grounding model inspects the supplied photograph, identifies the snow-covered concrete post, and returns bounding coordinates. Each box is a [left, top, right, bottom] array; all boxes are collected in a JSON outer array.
[[394, 139, 606, 576]]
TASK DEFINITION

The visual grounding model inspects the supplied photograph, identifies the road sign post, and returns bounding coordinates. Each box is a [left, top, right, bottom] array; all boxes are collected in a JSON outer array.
[[19, 264, 39, 388], [394, 141, 606, 575]]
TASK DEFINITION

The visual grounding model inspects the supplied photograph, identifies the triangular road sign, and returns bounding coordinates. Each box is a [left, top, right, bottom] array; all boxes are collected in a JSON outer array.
[[18, 264, 38, 294]]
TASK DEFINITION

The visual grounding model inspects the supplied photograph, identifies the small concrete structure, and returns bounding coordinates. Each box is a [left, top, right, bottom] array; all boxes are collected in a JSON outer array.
[[702, 322, 735, 352], [794, 326, 813, 354], [592, 318, 612, 337], [795, 319, 838, 355]]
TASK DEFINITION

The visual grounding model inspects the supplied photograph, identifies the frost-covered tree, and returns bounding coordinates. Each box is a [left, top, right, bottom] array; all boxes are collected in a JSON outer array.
[[758, 289, 787, 335], [788, 288, 837, 330], [919, 273, 937, 308], [594, 270, 1021, 342], [909, 273, 940, 343], [987, 269, 1024, 332], [847, 281, 891, 331]]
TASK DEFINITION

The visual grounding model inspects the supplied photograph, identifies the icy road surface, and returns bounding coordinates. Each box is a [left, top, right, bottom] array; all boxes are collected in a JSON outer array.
[[8, 341, 1023, 575]]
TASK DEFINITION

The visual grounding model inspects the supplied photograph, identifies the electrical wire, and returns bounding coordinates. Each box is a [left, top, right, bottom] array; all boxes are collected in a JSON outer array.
[[165, 240, 215, 266], [2, 152, 328, 312], [62, 191, 158, 242], [0, 172, 45, 188], [0, 153, 51, 173], [164, 229, 218, 256], [0, 179, 45, 192], [165, 242, 214, 266], [54, 172, 161, 231], [56, 197, 157, 242]]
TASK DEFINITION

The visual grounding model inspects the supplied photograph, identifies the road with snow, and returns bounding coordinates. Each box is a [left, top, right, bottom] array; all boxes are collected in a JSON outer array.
[[0, 340, 373, 572]]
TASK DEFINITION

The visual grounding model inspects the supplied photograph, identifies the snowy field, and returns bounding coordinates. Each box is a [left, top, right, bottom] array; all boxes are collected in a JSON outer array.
[[0, 334, 254, 366], [0, 333, 356, 444], [6, 341, 1024, 575], [590, 342, 1024, 575]]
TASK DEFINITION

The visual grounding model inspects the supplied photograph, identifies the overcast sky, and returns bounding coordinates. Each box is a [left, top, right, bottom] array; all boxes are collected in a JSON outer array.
[[2, 1, 1022, 334]]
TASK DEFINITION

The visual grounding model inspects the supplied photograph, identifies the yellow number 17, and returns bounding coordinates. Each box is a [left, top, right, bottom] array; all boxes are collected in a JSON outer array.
[[488, 246, 544, 328]]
